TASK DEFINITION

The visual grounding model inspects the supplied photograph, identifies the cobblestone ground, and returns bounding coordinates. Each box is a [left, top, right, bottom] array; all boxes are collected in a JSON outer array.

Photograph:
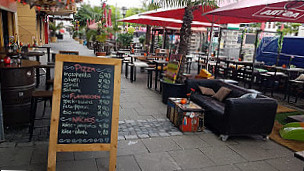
[[1, 34, 303, 171], [118, 119, 183, 140]]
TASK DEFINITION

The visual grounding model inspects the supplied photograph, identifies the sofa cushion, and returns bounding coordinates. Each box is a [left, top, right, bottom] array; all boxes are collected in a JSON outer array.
[[199, 86, 215, 96], [295, 74, 304, 81], [191, 93, 225, 115], [240, 93, 257, 99], [212, 87, 232, 101]]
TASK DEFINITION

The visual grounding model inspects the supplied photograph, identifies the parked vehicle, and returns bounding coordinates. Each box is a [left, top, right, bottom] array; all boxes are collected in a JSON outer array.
[[256, 36, 304, 68]]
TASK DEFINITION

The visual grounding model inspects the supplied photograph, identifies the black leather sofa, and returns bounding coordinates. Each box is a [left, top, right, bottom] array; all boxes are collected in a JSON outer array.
[[186, 79, 278, 141]]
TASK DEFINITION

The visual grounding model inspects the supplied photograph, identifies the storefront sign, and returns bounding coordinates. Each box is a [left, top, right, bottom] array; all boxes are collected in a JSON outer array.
[[253, 7, 304, 21]]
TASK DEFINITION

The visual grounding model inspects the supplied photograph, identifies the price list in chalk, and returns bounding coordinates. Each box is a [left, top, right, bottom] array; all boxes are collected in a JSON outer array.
[[58, 62, 114, 144]]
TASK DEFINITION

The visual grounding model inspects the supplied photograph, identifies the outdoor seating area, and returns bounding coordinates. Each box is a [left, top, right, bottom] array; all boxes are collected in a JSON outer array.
[[0, 31, 303, 170]]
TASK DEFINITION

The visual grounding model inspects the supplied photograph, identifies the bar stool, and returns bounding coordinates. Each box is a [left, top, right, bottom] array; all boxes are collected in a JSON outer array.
[[287, 80, 304, 103], [29, 90, 53, 141], [145, 68, 155, 89], [35, 64, 54, 89], [123, 60, 131, 78]]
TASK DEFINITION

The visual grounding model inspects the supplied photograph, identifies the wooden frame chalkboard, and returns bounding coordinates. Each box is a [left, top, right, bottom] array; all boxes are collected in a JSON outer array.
[[47, 54, 121, 171]]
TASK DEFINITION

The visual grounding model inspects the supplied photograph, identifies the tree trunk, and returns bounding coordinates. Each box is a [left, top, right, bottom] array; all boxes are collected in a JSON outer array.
[[145, 25, 151, 52], [176, 5, 193, 83]]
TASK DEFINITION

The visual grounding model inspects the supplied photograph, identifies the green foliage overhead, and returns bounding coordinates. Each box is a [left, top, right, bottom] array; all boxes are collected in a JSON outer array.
[[75, 4, 103, 27], [109, 5, 122, 26]]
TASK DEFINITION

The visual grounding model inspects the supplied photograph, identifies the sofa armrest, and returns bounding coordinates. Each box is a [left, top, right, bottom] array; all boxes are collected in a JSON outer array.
[[223, 98, 278, 135]]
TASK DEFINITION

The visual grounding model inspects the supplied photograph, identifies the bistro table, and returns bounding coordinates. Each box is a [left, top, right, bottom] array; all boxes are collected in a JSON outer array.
[[32, 46, 51, 62], [154, 60, 168, 91]]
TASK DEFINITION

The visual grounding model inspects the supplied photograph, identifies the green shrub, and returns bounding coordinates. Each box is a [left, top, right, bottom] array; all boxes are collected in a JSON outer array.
[[117, 33, 133, 49], [86, 29, 97, 42]]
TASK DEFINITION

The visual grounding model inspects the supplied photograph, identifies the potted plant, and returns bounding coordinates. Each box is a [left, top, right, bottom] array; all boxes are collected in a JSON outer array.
[[78, 30, 84, 44], [49, 22, 63, 43], [86, 29, 97, 49], [95, 23, 113, 56]]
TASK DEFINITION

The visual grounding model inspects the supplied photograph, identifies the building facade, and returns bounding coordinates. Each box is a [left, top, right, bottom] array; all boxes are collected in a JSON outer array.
[[0, 0, 18, 49]]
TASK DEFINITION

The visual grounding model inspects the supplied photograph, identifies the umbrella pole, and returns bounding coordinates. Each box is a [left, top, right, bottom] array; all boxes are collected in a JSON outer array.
[[169, 30, 174, 56], [215, 28, 222, 79], [251, 29, 261, 89], [151, 30, 155, 53], [276, 31, 283, 66], [239, 29, 245, 60], [207, 21, 215, 71]]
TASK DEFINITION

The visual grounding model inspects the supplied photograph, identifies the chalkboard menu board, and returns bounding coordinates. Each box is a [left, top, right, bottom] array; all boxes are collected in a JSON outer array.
[[58, 62, 114, 144], [48, 55, 121, 171]]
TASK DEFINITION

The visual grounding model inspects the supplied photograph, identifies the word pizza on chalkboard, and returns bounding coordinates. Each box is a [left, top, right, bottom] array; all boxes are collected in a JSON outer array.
[[48, 55, 121, 171], [58, 62, 114, 144]]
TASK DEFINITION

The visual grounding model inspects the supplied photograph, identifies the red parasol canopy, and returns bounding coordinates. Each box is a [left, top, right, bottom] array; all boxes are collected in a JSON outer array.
[[141, 5, 261, 24], [203, 0, 304, 23], [118, 14, 219, 28]]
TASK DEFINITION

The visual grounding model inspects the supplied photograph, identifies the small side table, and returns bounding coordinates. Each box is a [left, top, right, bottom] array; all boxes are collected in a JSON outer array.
[[167, 98, 204, 132]]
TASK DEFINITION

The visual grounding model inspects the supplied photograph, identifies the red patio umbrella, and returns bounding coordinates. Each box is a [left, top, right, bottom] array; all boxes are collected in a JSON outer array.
[[141, 5, 261, 24], [203, 0, 304, 23], [118, 14, 220, 28]]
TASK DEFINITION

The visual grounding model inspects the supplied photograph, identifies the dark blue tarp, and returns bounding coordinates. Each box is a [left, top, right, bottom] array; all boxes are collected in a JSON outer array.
[[256, 36, 304, 68]]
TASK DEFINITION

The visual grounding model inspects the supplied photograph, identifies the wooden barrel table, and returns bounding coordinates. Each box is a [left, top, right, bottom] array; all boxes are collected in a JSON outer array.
[[0, 60, 40, 126]]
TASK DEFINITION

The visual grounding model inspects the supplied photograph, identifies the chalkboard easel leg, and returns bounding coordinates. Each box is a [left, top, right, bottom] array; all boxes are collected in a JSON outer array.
[[47, 150, 57, 171], [109, 148, 117, 171]]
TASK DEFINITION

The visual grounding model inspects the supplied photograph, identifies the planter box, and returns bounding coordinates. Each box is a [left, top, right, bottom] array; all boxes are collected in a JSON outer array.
[[96, 52, 106, 56], [50, 37, 57, 43]]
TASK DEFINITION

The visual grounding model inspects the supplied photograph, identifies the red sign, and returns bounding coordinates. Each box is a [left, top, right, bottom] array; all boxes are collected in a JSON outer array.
[[0, 0, 17, 12], [253, 7, 304, 21]]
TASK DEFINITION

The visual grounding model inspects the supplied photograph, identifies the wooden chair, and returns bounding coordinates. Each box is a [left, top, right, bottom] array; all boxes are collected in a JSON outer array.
[[29, 90, 53, 141]]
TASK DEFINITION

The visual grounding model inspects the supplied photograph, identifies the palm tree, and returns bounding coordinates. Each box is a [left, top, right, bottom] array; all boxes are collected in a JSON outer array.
[[142, 2, 160, 52], [75, 4, 103, 27], [154, 0, 217, 82]]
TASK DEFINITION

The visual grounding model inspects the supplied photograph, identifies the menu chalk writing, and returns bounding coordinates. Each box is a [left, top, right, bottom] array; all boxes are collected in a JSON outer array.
[[58, 62, 114, 144]]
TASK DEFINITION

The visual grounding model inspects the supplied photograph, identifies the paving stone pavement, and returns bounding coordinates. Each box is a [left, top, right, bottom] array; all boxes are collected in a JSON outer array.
[[118, 119, 183, 140], [1, 35, 304, 171]]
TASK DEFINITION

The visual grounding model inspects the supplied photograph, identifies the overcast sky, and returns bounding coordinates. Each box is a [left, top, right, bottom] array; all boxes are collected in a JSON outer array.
[[82, 0, 145, 8]]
